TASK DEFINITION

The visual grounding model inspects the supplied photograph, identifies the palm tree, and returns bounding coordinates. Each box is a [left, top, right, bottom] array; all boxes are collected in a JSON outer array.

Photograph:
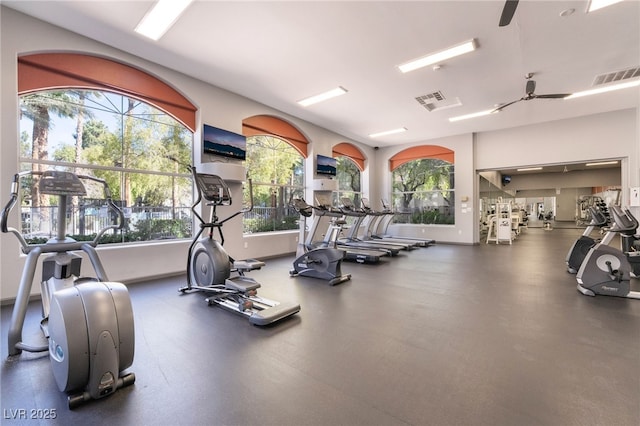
[[20, 91, 78, 233]]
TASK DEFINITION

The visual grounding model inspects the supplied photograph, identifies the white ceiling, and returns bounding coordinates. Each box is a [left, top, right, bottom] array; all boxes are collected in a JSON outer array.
[[3, 0, 639, 150]]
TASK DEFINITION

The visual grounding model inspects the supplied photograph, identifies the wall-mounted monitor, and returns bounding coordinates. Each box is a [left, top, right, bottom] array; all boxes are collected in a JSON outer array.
[[316, 154, 337, 177], [203, 124, 247, 161]]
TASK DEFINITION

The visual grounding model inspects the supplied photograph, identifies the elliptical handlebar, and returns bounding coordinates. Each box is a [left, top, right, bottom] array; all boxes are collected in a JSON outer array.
[[189, 165, 254, 227], [1, 170, 124, 252], [189, 166, 205, 226], [219, 178, 253, 226], [1, 172, 30, 249]]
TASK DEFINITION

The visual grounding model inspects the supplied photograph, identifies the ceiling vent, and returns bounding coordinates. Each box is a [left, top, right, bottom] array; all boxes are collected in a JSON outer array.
[[415, 91, 462, 112], [592, 66, 640, 86]]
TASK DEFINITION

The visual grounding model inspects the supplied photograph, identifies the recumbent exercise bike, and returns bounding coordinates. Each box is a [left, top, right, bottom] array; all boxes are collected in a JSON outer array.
[[576, 205, 640, 299], [289, 197, 351, 285]]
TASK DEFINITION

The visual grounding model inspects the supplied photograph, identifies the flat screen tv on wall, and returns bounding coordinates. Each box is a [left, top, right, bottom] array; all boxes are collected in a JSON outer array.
[[203, 124, 247, 161], [316, 154, 337, 177]]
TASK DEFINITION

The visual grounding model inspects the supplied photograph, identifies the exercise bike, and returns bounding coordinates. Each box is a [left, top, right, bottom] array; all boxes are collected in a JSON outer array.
[[178, 166, 300, 325], [611, 205, 640, 277], [1, 170, 135, 408], [289, 198, 351, 285], [566, 205, 609, 274], [576, 205, 640, 299]]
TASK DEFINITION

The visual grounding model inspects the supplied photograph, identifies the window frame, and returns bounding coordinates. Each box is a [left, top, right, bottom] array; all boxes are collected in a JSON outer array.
[[390, 158, 455, 225], [334, 155, 363, 208], [18, 89, 194, 244], [243, 135, 305, 234]]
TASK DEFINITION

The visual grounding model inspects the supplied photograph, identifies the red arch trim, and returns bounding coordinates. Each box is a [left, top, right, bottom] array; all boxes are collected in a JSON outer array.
[[332, 142, 365, 170], [389, 145, 454, 171], [242, 115, 309, 157], [18, 52, 197, 132]]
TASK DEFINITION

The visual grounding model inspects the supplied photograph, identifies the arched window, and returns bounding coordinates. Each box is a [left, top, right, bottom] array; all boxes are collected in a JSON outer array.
[[333, 142, 364, 207], [19, 90, 194, 242], [17, 53, 196, 243], [243, 135, 305, 233], [390, 146, 455, 225], [241, 115, 308, 234], [335, 157, 362, 207]]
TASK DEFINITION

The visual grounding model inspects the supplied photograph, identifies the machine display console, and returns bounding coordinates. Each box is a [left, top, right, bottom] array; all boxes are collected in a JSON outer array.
[[195, 173, 231, 204], [314, 193, 332, 209], [38, 171, 87, 196]]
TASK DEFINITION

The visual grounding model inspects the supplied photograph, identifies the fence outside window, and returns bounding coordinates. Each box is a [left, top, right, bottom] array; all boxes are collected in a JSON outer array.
[[390, 190, 455, 225], [20, 204, 192, 243]]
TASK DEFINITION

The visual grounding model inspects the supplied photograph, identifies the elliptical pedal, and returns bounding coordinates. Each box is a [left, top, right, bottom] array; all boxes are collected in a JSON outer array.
[[225, 276, 261, 292], [248, 301, 301, 326]]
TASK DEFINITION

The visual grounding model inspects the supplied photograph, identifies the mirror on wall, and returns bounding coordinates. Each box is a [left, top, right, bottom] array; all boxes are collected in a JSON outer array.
[[478, 162, 621, 237]]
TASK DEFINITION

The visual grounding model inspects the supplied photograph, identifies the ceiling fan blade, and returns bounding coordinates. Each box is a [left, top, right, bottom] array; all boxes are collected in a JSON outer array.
[[491, 98, 523, 113], [499, 0, 519, 27], [535, 93, 571, 99]]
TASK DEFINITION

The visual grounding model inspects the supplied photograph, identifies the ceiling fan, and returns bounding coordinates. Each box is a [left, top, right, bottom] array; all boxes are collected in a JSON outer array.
[[492, 73, 571, 113], [499, 0, 519, 26]]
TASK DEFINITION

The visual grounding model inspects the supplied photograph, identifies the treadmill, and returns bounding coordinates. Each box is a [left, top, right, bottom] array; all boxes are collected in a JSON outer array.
[[363, 198, 434, 247], [338, 198, 408, 256], [359, 198, 419, 249], [313, 194, 386, 264]]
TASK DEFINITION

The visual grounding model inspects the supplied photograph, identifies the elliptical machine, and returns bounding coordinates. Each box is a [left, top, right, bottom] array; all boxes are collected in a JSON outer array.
[[566, 205, 609, 274], [1, 170, 135, 408], [576, 205, 640, 299], [289, 198, 351, 285], [178, 166, 300, 325]]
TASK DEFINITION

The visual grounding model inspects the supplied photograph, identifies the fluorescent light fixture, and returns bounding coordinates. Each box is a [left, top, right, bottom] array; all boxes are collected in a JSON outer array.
[[398, 39, 477, 73], [369, 127, 407, 138], [448, 109, 496, 122], [135, 0, 193, 41], [586, 0, 623, 13], [297, 87, 348, 107], [517, 167, 543, 172], [586, 161, 618, 166], [565, 79, 640, 99]]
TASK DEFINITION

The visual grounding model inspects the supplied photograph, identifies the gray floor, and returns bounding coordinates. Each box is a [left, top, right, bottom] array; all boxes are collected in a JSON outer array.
[[2, 228, 639, 426]]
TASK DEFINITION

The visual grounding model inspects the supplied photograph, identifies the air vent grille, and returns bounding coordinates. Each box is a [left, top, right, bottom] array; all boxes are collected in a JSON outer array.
[[593, 67, 640, 86], [417, 91, 445, 104], [415, 91, 462, 112]]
